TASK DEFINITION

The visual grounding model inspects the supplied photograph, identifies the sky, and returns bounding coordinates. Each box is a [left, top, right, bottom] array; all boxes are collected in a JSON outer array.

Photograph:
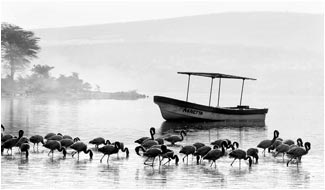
[[1, 0, 324, 29]]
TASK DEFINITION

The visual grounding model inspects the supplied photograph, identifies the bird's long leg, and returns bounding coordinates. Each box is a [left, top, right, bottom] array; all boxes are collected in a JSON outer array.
[[182, 155, 186, 162], [239, 159, 241, 168], [187, 155, 189, 164], [263, 149, 266, 157], [230, 158, 236, 166], [152, 157, 155, 167], [163, 158, 171, 166], [100, 154, 106, 162], [214, 161, 217, 169], [282, 153, 285, 162], [144, 157, 150, 165], [78, 152, 80, 161], [296, 157, 299, 167], [107, 155, 110, 164], [48, 150, 51, 156], [33, 144, 35, 152], [210, 161, 214, 167], [287, 158, 294, 166]]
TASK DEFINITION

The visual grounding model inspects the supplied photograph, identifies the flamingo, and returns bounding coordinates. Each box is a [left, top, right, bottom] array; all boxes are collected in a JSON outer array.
[[211, 139, 231, 148], [15, 136, 29, 151], [288, 138, 303, 151], [115, 141, 129, 157], [160, 146, 179, 165], [1, 134, 14, 143], [193, 142, 205, 150], [135, 127, 155, 144], [60, 137, 80, 149], [140, 128, 164, 148], [287, 142, 311, 166], [202, 141, 227, 168], [247, 148, 259, 164], [257, 130, 279, 156], [62, 135, 73, 140], [229, 149, 253, 168], [43, 140, 67, 158], [70, 142, 93, 160], [179, 145, 196, 164], [143, 148, 163, 167], [89, 137, 111, 149], [1, 126, 16, 143], [165, 130, 187, 145], [1, 130, 24, 155], [29, 135, 45, 151], [274, 144, 290, 160], [20, 143, 30, 159], [98, 142, 120, 164], [44, 133, 56, 140], [268, 139, 283, 152], [48, 134, 63, 141], [194, 145, 212, 164], [283, 139, 295, 146]]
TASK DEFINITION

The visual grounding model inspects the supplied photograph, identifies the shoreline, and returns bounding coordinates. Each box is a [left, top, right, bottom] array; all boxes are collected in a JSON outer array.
[[1, 90, 149, 100]]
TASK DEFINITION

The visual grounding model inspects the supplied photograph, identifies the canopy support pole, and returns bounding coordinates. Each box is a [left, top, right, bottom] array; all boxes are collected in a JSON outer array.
[[186, 74, 191, 102], [217, 78, 221, 107], [240, 79, 245, 106], [208, 77, 214, 106]]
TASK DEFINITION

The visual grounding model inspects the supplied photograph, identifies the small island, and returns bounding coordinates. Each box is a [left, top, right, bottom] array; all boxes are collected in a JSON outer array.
[[1, 23, 147, 100]]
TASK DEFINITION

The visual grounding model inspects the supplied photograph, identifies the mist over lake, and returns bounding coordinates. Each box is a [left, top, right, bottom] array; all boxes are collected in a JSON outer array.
[[1, 10, 324, 190]]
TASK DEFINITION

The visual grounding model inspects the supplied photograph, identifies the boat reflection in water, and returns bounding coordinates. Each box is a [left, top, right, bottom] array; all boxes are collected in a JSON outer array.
[[159, 120, 267, 148]]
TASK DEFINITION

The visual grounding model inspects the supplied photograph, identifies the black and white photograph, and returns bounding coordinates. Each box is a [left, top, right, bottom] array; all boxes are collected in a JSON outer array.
[[1, 0, 324, 189]]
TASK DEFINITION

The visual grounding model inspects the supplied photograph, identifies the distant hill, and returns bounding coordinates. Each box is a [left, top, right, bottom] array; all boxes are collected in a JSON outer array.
[[30, 12, 323, 98]]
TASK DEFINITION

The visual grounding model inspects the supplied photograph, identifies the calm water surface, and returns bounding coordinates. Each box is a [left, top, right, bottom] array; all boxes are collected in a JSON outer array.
[[1, 95, 324, 189]]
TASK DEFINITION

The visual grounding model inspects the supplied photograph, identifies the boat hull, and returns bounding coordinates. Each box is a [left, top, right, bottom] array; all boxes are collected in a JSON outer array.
[[154, 96, 268, 121]]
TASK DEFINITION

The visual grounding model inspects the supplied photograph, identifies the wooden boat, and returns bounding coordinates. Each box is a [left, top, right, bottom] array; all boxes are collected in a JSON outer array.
[[154, 72, 268, 121]]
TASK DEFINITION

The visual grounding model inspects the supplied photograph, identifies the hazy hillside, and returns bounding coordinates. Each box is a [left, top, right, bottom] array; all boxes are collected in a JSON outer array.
[[30, 12, 323, 98]]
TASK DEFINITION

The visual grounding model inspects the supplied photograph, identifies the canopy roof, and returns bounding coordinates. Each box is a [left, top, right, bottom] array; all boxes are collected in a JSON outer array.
[[177, 72, 256, 80]]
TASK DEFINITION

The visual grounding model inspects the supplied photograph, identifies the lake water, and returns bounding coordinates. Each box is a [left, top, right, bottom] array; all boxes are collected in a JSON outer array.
[[1, 94, 324, 189]]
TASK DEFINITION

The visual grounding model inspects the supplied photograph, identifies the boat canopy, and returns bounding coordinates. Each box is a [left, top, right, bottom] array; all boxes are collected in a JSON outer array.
[[178, 71, 256, 106], [177, 72, 256, 80]]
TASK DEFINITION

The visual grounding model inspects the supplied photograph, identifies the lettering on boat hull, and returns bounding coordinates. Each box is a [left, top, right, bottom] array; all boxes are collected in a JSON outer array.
[[183, 108, 203, 115]]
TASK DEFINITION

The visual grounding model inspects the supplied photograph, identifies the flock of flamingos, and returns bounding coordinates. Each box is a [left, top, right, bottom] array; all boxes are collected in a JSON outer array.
[[1, 125, 311, 168]]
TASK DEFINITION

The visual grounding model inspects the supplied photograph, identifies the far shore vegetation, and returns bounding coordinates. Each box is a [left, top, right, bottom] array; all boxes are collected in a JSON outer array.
[[1, 23, 147, 100]]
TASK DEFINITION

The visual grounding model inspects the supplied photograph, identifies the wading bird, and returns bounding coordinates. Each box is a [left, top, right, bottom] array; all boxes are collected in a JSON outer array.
[[194, 145, 211, 164], [70, 141, 93, 160], [257, 130, 279, 156], [160, 147, 179, 166], [193, 142, 205, 150], [286, 142, 311, 167], [202, 141, 227, 168], [135, 127, 155, 144], [229, 149, 252, 168], [179, 145, 196, 164], [60, 137, 80, 149], [98, 142, 120, 164], [89, 137, 111, 149], [165, 130, 187, 145], [44, 133, 56, 140], [20, 143, 30, 159], [43, 140, 67, 158], [1, 130, 24, 155], [29, 135, 45, 151], [247, 148, 259, 164]]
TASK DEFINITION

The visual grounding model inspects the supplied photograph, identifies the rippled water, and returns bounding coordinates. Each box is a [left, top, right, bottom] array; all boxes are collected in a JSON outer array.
[[1, 95, 324, 189]]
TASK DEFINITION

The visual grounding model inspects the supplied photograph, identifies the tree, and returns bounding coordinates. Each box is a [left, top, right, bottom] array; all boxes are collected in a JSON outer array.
[[1, 23, 40, 80], [31, 64, 54, 78]]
